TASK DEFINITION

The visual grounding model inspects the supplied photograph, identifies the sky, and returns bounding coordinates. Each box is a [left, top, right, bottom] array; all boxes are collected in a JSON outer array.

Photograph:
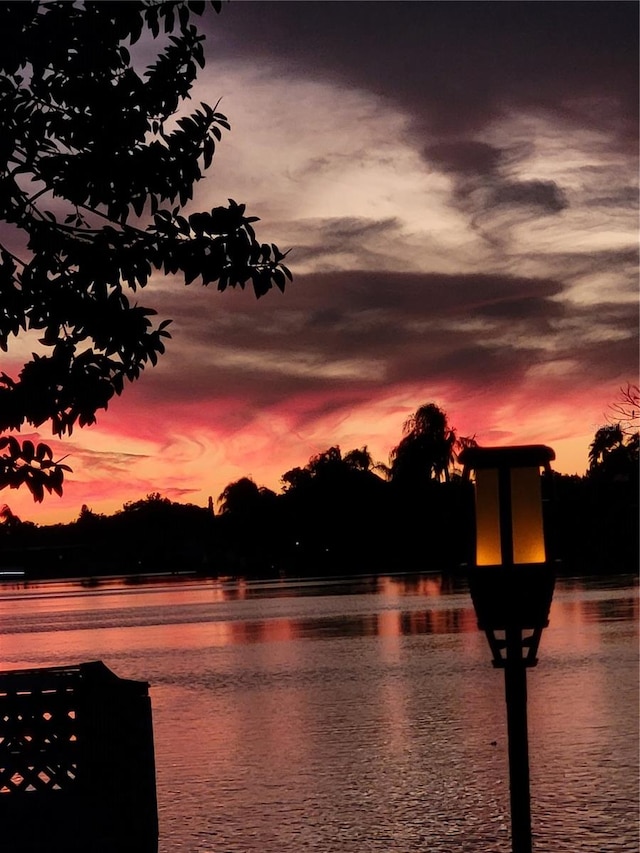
[[4, 0, 639, 524]]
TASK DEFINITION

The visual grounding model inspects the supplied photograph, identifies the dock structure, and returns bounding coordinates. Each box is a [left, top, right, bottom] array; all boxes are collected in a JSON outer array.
[[0, 661, 158, 853]]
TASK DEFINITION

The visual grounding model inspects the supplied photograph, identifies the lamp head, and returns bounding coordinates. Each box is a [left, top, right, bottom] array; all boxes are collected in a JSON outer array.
[[460, 445, 556, 662]]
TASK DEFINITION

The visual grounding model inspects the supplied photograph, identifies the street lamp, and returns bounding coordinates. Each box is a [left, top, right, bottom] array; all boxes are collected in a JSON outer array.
[[460, 444, 556, 853]]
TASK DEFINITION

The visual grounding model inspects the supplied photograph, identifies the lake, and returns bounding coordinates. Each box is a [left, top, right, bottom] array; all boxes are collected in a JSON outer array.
[[0, 572, 637, 852]]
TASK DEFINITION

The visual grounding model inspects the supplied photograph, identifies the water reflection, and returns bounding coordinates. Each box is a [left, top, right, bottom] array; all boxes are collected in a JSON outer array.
[[165, 606, 480, 648], [0, 572, 636, 853], [0, 573, 636, 650]]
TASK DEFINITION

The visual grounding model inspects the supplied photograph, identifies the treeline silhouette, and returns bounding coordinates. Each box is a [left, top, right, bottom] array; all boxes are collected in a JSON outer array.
[[0, 404, 637, 580]]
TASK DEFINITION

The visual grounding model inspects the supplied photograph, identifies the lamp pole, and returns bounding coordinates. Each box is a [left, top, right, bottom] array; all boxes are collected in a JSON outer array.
[[460, 444, 556, 853], [504, 626, 532, 853], [500, 463, 532, 853]]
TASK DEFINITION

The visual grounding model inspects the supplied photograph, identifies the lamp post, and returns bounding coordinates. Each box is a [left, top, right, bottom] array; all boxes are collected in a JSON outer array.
[[459, 445, 556, 853]]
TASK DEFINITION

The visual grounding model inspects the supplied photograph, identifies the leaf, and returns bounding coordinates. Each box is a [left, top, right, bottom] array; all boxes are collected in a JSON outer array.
[[27, 476, 44, 503], [36, 443, 52, 461], [132, 194, 146, 217]]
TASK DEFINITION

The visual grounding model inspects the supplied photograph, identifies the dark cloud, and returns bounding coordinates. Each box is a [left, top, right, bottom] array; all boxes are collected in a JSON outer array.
[[589, 186, 639, 209], [70, 448, 150, 476], [488, 180, 568, 214], [291, 217, 404, 267], [518, 247, 638, 284], [139, 270, 570, 407], [163, 487, 202, 500], [424, 141, 503, 176], [449, 175, 570, 242], [210, 1, 638, 151], [132, 262, 640, 426], [424, 139, 570, 222]]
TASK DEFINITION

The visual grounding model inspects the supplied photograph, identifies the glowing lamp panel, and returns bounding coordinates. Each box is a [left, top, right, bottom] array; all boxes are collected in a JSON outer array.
[[475, 468, 502, 566], [511, 467, 546, 564]]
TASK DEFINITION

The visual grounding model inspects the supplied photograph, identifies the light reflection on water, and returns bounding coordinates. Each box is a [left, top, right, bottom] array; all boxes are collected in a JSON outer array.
[[0, 572, 637, 852]]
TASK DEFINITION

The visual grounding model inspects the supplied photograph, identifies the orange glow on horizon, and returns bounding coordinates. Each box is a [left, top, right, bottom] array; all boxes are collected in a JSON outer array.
[[0, 381, 615, 526]]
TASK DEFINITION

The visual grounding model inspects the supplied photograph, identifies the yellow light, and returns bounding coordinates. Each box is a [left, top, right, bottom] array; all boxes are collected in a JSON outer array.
[[511, 467, 546, 564], [461, 444, 554, 571], [475, 468, 502, 566]]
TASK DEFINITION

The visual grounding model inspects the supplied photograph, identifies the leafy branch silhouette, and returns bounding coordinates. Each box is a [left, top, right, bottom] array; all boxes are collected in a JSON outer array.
[[0, 1, 291, 500]]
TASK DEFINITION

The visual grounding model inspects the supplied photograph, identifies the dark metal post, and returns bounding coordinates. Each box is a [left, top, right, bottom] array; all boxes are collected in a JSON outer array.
[[504, 627, 532, 853], [460, 444, 557, 853]]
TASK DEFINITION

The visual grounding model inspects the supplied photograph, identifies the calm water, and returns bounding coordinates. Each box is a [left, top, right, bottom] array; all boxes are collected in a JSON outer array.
[[0, 572, 637, 852]]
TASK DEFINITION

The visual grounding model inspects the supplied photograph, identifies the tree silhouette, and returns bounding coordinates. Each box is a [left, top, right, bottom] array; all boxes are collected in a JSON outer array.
[[0, 402, 637, 577], [0, 1, 291, 500], [217, 477, 276, 516], [217, 477, 279, 574], [384, 404, 478, 567], [589, 424, 624, 468], [283, 445, 379, 488], [279, 445, 389, 573], [281, 466, 313, 493], [588, 423, 639, 482], [122, 492, 171, 513], [0, 504, 21, 530], [389, 403, 458, 486], [343, 446, 375, 472]]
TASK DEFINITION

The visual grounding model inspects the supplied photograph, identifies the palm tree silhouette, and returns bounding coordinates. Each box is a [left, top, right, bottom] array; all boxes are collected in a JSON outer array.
[[588, 424, 638, 481], [389, 403, 458, 486], [588, 424, 624, 469], [218, 477, 276, 515]]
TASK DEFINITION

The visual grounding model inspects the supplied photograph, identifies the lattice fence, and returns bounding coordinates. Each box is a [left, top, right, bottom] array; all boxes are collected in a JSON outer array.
[[0, 662, 158, 853], [0, 677, 79, 795]]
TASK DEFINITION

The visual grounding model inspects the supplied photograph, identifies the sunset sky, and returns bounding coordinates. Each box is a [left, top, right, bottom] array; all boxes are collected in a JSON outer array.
[[4, 1, 639, 525]]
